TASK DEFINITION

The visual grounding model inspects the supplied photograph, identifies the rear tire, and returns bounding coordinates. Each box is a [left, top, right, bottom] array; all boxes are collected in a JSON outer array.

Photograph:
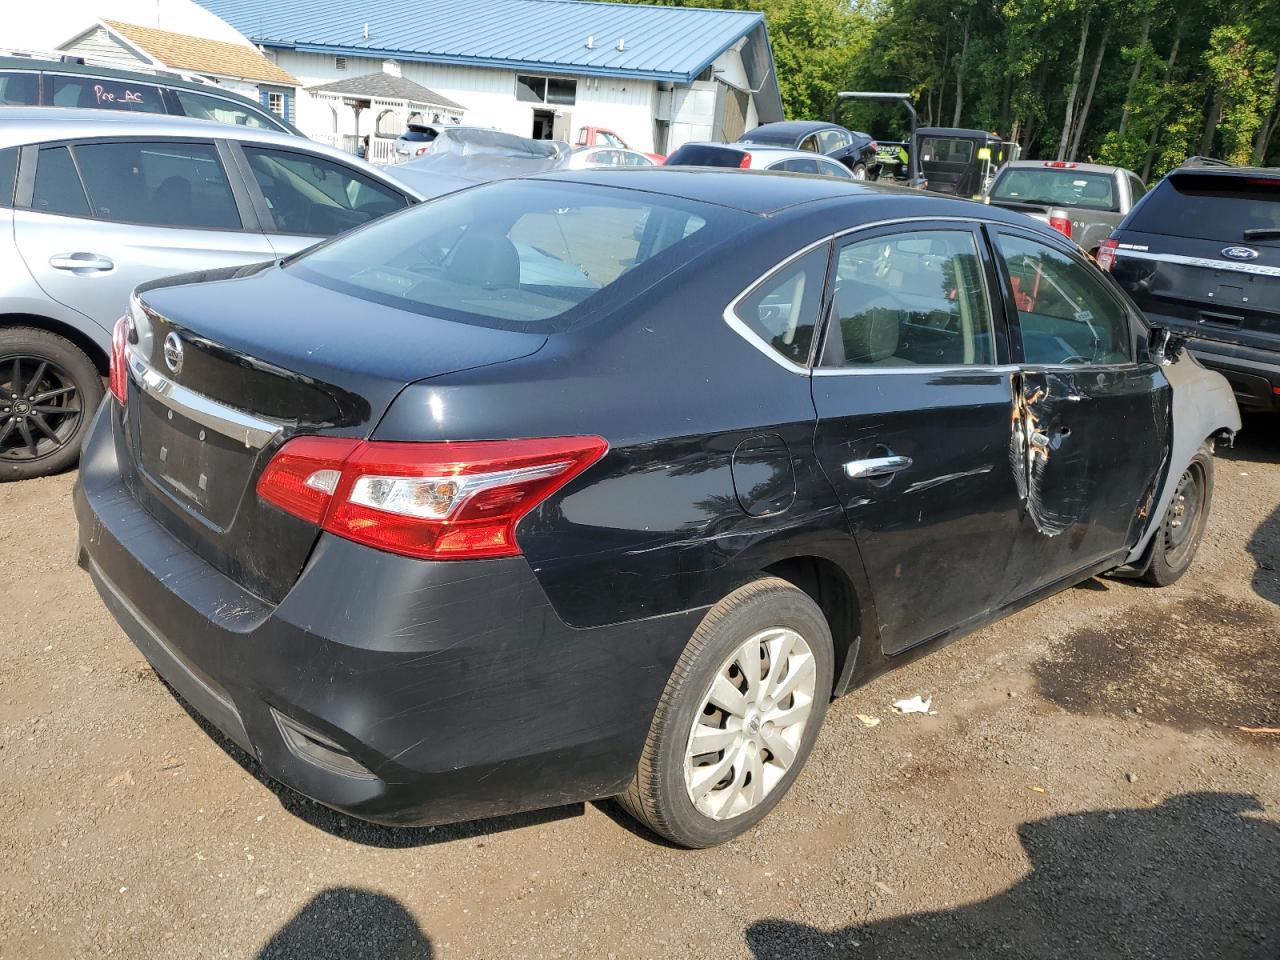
[[850, 162, 868, 180], [618, 577, 834, 848], [0, 327, 103, 481], [1141, 443, 1214, 586]]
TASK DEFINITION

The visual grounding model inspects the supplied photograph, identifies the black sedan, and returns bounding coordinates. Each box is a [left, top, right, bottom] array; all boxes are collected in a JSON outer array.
[[737, 120, 879, 178], [76, 169, 1239, 848]]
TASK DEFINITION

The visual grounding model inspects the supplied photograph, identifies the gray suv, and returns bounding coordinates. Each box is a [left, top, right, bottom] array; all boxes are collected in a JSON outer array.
[[0, 109, 422, 480]]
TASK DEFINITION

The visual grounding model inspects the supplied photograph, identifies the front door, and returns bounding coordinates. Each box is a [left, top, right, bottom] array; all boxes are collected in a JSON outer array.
[[989, 227, 1171, 601], [811, 223, 1024, 654], [13, 139, 273, 334]]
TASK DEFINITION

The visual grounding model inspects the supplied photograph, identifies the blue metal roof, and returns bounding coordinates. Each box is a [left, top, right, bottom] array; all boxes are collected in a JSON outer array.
[[197, 0, 767, 83]]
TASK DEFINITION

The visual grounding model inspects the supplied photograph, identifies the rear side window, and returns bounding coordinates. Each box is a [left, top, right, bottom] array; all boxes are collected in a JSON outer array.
[[0, 71, 39, 105], [665, 144, 747, 168], [242, 146, 409, 236], [994, 232, 1131, 366], [31, 146, 90, 217], [73, 141, 241, 229], [173, 90, 277, 130], [733, 245, 829, 366], [991, 168, 1117, 211], [1127, 174, 1280, 245], [825, 230, 994, 367], [48, 74, 165, 113], [0, 147, 17, 207], [291, 179, 750, 330]]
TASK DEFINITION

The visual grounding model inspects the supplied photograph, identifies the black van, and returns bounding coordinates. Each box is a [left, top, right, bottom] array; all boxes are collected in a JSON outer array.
[[1099, 167, 1280, 412], [0, 57, 300, 136]]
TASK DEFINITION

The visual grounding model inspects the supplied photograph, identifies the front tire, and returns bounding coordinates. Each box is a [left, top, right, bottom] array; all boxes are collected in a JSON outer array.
[[618, 577, 834, 848], [1142, 443, 1214, 586], [1, 327, 103, 481]]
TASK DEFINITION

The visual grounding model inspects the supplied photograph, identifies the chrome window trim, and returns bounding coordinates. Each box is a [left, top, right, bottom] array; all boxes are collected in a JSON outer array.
[[125, 348, 283, 449], [1114, 248, 1280, 279], [723, 215, 1021, 376]]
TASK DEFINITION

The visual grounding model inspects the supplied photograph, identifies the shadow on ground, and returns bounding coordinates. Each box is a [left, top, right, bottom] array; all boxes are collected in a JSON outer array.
[[256, 887, 432, 959], [746, 792, 1280, 959]]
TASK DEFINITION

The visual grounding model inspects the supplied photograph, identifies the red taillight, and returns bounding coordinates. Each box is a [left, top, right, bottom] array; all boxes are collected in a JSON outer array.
[[869, 141, 878, 151], [738, 151, 752, 169], [1096, 238, 1119, 272], [415, 146, 428, 156], [1049, 214, 1072, 239], [108, 315, 131, 404], [257, 435, 608, 560]]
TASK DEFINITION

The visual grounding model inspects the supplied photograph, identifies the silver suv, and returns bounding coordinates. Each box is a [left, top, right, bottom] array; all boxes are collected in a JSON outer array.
[[0, 108, 423, 479]]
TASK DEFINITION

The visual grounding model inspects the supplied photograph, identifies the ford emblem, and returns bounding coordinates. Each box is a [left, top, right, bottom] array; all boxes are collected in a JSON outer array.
[[1222, 246, 1259, 261], [163, 332, 184, 375]]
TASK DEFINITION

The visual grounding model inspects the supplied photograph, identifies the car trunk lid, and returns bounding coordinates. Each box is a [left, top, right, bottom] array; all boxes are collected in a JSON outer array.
[[121, 265, 546, 602]]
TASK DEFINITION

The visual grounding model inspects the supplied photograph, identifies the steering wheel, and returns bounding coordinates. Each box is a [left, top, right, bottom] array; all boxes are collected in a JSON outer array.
[[1058, 354, 1091, 365]]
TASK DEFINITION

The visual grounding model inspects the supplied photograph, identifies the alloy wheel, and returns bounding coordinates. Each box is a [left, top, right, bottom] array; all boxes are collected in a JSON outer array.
[[0, 355, 83, 464], [683, 627, 817, 821]]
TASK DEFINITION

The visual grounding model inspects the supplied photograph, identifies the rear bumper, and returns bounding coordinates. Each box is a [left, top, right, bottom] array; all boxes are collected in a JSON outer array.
[[74, 402, 701, 827], [1186, 340, 1280, 411]]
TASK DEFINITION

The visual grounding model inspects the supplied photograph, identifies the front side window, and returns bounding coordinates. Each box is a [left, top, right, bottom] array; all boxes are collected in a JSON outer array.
[[291, 179, 745, 330], [1127, 174, 1147, 201], [174, 89, 276, 129], [994, 232, 1132, 366], [599, 131, 624, 147], [48, 74, 164, 113], [73, 141, 241, 230], [733, 245, 829, 367], [242, 146, 409, 236], [30, 146, 90, 217], [824, 230, 994, 367]]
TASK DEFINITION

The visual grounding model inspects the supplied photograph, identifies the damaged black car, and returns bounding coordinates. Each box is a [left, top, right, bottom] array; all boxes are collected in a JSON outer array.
[[75, 170, 1240, 848]]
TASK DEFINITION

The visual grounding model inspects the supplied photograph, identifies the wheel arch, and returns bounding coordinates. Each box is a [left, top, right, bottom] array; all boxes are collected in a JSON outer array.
[[0, 313, 110, 376]]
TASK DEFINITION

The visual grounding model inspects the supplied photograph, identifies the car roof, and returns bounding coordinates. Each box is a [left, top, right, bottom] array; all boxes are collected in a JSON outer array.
[[917, 127, 1000, 140], [1165, 165, 1280, 180], [533, 166, 982, 216], [743, 120, 839, 137], [0, 107, 423, 197], [0, 55, 270, 106], [1001, 160, 1127, 175]]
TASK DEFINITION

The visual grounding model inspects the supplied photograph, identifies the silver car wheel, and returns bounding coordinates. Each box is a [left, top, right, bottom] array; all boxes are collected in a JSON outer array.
[[683, 627, 816, 821]]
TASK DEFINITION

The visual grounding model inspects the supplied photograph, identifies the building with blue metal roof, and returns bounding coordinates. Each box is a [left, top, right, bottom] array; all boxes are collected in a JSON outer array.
[[197, 0, 780, 160]]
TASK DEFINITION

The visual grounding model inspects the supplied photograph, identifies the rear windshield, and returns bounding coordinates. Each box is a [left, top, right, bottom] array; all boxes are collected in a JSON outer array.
[[919, 137, 973, 165], [991, 168, 1118, 211], [400, 128, 437, 142], [737, 130, 793, 147], [1128, 173, 1280, 245], [290, 179, 753, 331], [665, 144, 748, 168]]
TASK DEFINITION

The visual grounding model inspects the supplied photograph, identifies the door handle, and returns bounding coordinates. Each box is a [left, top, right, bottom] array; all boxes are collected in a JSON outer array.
[[844, 455, 913, 479], [49, 253, 115, 273]]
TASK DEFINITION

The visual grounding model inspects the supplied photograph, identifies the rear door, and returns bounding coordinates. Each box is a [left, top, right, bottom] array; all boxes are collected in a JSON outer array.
[[230, 142, 413, 255], [12, 138, 274, 334], [811, 222, 1024, 653], [989, 227, 1170, 599]]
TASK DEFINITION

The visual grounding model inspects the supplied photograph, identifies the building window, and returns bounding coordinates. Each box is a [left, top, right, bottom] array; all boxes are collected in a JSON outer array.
[[516, 75, 576, 106], [335, 56, 347, 71], [267, 92, 284, 116]]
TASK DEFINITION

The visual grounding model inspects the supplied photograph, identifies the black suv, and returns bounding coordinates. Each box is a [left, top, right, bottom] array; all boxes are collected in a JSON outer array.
[[1099, 167, 1280, 412]]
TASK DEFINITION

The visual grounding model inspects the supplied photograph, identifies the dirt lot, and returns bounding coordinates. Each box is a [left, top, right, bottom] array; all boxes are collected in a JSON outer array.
[[1, 416, 1277, 960]]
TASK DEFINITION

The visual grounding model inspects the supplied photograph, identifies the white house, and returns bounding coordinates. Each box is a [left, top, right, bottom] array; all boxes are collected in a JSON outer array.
[[195, 0, 782, 160]]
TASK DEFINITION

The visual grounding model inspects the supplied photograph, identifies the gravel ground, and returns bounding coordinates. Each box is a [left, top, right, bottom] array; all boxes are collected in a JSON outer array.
[[1, 415, 1276, 960]]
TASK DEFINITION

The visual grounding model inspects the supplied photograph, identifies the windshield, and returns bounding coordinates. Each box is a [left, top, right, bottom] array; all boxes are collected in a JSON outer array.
[[1129, 174, 1280, 245], [991, 168, 1118, 211], [290, 179, 752, 331], [431, 128, 563, 159]]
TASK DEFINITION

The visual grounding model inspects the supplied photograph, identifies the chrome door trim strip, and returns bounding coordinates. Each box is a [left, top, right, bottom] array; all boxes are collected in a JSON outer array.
[[125, 349, 283, 449], [1114, 248, 1280, 278]]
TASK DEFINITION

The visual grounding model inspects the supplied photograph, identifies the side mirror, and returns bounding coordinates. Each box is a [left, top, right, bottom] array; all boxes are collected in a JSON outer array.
[[1149, 326, 1188, 366]]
